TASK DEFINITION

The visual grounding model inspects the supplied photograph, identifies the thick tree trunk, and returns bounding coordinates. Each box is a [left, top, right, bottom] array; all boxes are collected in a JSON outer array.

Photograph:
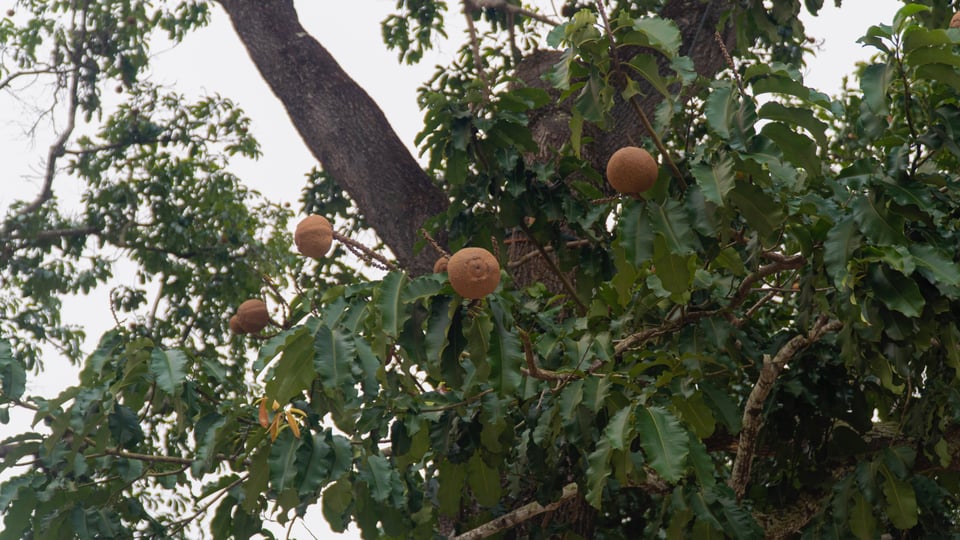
[[217, 0, 449, 275]]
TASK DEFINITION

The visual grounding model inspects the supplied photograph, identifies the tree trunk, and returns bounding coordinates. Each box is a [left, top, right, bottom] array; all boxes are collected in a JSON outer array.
[[217, 0, 449, 275]]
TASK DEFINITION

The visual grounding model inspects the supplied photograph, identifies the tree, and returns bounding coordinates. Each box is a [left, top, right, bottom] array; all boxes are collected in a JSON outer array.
[[2, 0, 960, 537]]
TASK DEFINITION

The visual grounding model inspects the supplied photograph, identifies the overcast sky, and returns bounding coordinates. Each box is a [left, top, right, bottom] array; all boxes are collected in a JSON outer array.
[[1, 1, 902, 537]]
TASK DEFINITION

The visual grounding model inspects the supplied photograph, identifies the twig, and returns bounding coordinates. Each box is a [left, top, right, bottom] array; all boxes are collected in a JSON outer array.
[[714, 31, 745, 96], [420, 228, 450, 258], [518, 221, 587, 312], [452, 483, 578, 540], [463, 2, 491, 104], [468, 0, 558, 26], [507, 239, 590, 269], [333, 232, 398, 272], [728, 316, 843, 500], [420, 388, 494, 413]]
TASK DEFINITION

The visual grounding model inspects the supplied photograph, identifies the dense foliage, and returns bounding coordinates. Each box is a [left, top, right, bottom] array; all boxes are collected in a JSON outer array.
[[3, 0, 960, 538]]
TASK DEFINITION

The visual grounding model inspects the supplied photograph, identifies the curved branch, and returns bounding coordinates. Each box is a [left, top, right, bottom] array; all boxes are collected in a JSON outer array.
[[452, 483, 579, 540]]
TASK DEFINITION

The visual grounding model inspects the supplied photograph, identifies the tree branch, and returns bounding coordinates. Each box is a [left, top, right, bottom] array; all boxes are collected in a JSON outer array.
[[728, 316, 843, 500], [216, 0, 448, 275], [467, 0, 558, 26], [452, 483, 579, 540]]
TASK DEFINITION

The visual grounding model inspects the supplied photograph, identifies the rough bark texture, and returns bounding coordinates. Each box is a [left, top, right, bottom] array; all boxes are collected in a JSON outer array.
[[217, 0, 449, 275], [216, 0, 732, 277]]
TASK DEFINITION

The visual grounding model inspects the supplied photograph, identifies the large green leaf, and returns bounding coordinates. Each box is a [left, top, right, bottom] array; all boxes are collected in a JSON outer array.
[[692, 153, 735, 207], [673, 392, 716, 439], [373, 271, 407, 338], [881, 472, 918, 530], [760, 122, 821, 175], [0, 341, 25, 401], [868, 265, 925, 318], [636, 406, 689, 482], [851, 196, 905, 246], [650, 199, 698, 256], [758, 102, 828, 148], [652, 235, 693, 301], [488, 297, 523, 396], [467, 453, 501, 507], [268, 432, 301, 495], [321, 477, 353, 533], [910, 244, 960, 288], [605, 405, 634, 451], [299, 432, 332, 496], [264, 327, 316, 404], [632, 17, 682, 56], [314, 325, 357, 393], [618, 201, 655, 267], [824, 217, 862, 289], [704, 84, 757, 150], [860, 63, 894, 115], [149, 348, 187, 396], [438, 460, 467, 517], [108, 403, 144, 449], [728, 181, 784, 244], [361, 455, 397, 504], [585, 438, 613, 509]]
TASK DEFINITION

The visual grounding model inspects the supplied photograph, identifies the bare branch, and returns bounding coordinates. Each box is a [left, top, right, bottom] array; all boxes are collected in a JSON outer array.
[[728, 316, 843, 500], [466, 0, 559, 26], [452, 483, 578, 540]]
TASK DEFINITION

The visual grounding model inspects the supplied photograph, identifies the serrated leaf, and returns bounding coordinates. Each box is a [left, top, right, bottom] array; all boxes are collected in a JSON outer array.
[[373, 271, 407, 338], [314, 325, 356, 393], [761, 122, 820, 175], [585, 438, 613, 509], [242, 448, 269, 513], [361, 455, 396, 503], [728, 181, 784, 244], [488, 297, 522, 396], [467, 453, 501, 507], [825, 217, 861, 289], [264, 327, 316, 403], [268, 432, 301, 494], [300, 432, 332, 496], [687, 432, 716, 488], [636, 406, 689, 482], [673, 392, 716, 439], [861, 63, 893, 115], [910, 244, 960, 288], [618, 201, 655, 267], [149, 348, 187, 395], [650, 199, 698, 255], [108, 403, 144, 449], [758, 102, 828, 148], [653, 235, 692, 301], [438, 460, 466, 516], [851, 196, 905, 246], [321, 477, 353, 533], [605, 405, 634, 451], [632, 17, 681, 56], [692, 153, 735, 207], [0, 341, 25, 400]]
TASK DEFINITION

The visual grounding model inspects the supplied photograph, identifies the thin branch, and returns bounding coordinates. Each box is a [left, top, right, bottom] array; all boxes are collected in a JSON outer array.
[[728, 316, 843, 500], [468, 0, 559, 26], [518, 221, 587, 312], [333, 232, 398, 272], [452, 483, 579, 540], [420, 388, 494, 413], [506, 239, 591, 269], [463, 2, 491, 103], [5, 225, 101, 242], [0, 67, 63, 91], [90, 447, 195, 466]]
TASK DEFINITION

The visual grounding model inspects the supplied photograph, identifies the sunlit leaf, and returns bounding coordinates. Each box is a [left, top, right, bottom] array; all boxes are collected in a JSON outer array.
[[636, 406, 688, 482]]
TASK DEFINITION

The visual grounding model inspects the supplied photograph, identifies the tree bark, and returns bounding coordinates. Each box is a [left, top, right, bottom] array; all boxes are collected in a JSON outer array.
[[215, 0, 733, 276], [217, 0, 448, 275]]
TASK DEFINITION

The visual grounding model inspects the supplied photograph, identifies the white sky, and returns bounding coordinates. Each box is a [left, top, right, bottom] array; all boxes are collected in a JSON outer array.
[[1, 1, 901, 538]]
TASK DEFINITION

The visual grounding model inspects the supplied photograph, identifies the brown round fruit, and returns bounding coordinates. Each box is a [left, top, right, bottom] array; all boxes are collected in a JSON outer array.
[[447, 247, 500, 299], [605, 146, 658, 194], [237, 299, 270, 333], [229, 315, 245, 334], [951, 12, 960, 28], [294, 215, 333, 258], [433, 256, 450, 273]]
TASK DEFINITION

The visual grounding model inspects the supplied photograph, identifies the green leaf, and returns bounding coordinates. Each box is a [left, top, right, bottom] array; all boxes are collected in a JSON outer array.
[[108, 403, 144, 449], [625, 54, 672, 98], [705, 84, 757, 149], [673, 392, 716, 439], [314, 325, 357, 394], [264, 327, 316, 404], [300, 432, 332, 496], [915, 63, 960, 92], [374, 271, 407, 338], [0, 341, 25, 401], [881, 472, 918, 530], [699, 381, 741, 434], [848, 492, 877, 540], [322, 477, 353, 533], [868, 265, 925, 318], [636, 406, 689, 482], [268, 432, 301, 494], [687, 432, 716, 488], [851, 196, 905, 246], [650, 199, 698, 256], [585, 438, 613, 509], [149, 348, 187, 395], [488, 297, 523, 396], [361, 455, 396, 503], [467, 453, 501, 507], [652, 235, 693, 301], [632, 17, 682, 56], [760, 122, 820, 175], [692, 153, 735, 207], [910, 244, 960, 289], [618, 201, 655, 267], [605, 405, 634, 451], [825, 217, 862, 289], [757, 102, 828, 148], [728, 182, 784, 244], [438, 460, 467, 516], [893, 3, 930, 33], [860, 63, 894, 115]]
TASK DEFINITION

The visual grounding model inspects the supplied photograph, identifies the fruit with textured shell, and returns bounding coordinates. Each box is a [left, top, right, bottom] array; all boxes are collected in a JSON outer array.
[[229, 315, 245, 334], [447, 247, 500, 299], [433, 256, 450, 273], [606, 146, 658, 194], [294, 215, 333, 258], [951, 12, 960, 28], [237, 299, 270, 333]]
